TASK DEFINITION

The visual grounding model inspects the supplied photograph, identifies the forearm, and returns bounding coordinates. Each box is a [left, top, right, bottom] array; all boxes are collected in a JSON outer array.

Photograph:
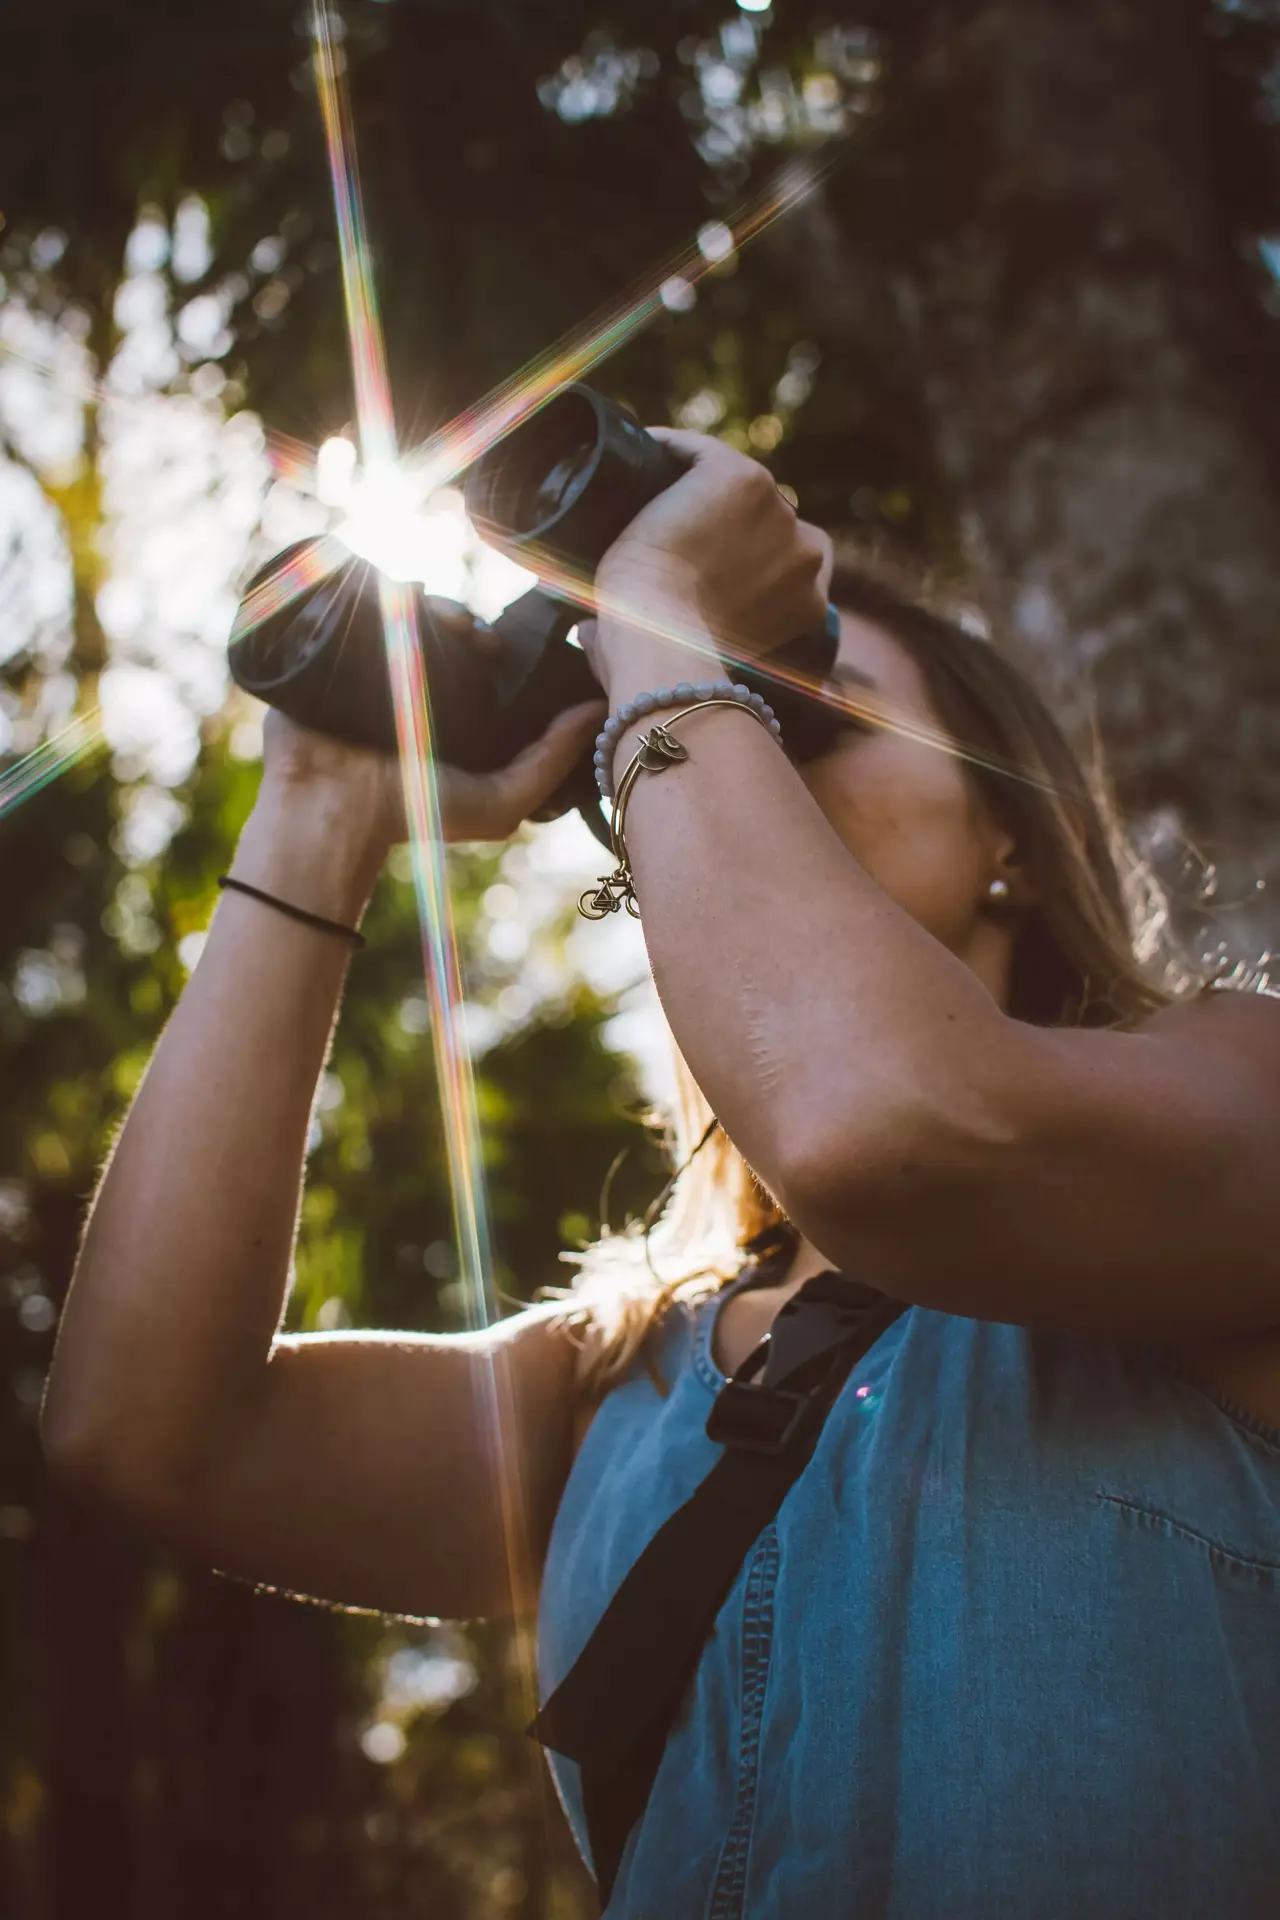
[[602, 633, 1015, 1203], [43, 789, 386, 1511]]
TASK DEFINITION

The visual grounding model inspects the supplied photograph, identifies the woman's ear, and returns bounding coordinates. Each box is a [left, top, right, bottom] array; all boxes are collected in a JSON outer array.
[[987, 831, 1037, 910]]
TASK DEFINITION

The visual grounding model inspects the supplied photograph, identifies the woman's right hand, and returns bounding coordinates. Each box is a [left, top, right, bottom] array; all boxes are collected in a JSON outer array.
[[259, 601, 607, 859]]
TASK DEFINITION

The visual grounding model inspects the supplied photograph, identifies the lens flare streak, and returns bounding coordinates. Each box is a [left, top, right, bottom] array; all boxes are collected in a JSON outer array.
[[513, 545, 1064, 797], [0, 340, 109, 406], [0, 711, 104, 819], [377, 578, 493, 1295], [310, 0, 541, 1630], [400, 160, 832, 496], [265, 429, 321, 494], [231, 152, 840, 643], [311, 0, 494, 1302], [229, 532, 349, 643], [311, 11, 399, 470]]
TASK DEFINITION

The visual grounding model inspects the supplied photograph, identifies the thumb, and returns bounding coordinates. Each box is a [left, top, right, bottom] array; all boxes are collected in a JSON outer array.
[[806, 522, 835, 602], [643, 424, 739, 470], [492, 700, 606, 817]]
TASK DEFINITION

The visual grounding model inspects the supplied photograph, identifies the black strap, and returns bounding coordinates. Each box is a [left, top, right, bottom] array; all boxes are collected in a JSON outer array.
[[532, 1268, 907, 1904], [216, 874, 366, 949]]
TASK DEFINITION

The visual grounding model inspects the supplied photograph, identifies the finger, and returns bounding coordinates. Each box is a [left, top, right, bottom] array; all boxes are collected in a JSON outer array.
[[422, 594, 474, 633], [490, 700, 607, 819], [804, 523, 836, 600], [574, 616, 606, 675], [469, 623, 504, 662], [643, 425, 745, 467]]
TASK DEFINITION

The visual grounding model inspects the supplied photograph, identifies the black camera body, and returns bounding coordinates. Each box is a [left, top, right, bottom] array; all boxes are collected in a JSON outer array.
[[227, 386, 842, 848]]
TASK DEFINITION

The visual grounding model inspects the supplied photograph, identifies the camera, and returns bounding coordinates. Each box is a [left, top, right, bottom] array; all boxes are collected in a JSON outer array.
[[227, 386, 843, 849]]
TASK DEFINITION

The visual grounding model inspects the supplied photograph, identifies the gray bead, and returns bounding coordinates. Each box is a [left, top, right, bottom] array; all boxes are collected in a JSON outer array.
[[731, 683, 751, 701], [748, 692, 765, 709], [634, 692, 655, 714], [693, 681, 714, 699], [673, 682, 695, 702], [769, 719, 783, 734], [618, 702, 636, 724], [593, 750, 608, 766], [603, 716, 622, 739], [654, 687, 674, 706]]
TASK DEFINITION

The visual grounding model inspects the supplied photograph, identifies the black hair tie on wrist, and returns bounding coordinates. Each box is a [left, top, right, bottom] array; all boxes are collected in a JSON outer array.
[[216, 875, 366, 949]]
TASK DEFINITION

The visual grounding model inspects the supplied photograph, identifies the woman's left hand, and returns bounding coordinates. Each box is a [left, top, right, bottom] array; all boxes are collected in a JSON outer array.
[[582, 428, 832, 692]]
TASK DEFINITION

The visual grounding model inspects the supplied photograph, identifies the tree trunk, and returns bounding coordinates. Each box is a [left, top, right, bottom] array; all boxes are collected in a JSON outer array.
[[868, 0, 1280, 959]]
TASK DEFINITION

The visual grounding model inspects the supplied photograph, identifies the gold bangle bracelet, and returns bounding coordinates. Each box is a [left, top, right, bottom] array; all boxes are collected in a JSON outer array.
[[577, 697, 782, 920]]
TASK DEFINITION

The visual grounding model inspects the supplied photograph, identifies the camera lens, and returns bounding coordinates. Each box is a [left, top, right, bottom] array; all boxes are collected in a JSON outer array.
[[464, 383, 682, 573], [467, 388, 609, 552], [531, 439, 597, 527], [500, 393, 602, 539], [231, 545, 357, 691]]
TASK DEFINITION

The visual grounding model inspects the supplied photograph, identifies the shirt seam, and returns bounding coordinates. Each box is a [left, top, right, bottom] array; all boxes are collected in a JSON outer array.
[[692, 1275, 756, 1395], [1144, 1345, 1280, 1453], [1096, 1490, 1280, 1576], [706, 1524, 780, 1919]]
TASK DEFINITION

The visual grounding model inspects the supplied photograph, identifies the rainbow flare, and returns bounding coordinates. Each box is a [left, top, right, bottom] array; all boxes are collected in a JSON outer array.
[[509, 544, 1064, 797], [227, 124, 1059, 797], [264, 428, 321, 496], [228, 155, 836, 646], [0, 711, 105, 821], [0, 339, 109, 407], [228, 531, 349, 642], [310, 0, 542, 1629], [397, 158, 834, 493]]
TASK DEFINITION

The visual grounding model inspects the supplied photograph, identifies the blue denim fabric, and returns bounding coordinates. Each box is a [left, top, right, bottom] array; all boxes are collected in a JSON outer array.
[[537, 1281, 1280, 1917]]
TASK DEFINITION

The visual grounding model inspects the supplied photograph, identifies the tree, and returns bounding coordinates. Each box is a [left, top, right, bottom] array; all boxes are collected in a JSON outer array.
[[838, 0, 1280, 956]]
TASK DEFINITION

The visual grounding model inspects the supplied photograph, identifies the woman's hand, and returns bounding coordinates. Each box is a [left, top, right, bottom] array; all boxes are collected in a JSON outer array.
[[259, 601, 606, 857], [587, 429, 832, 689]]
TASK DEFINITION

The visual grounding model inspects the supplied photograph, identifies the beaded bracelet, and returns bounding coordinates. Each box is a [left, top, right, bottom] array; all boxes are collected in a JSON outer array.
[[579, 697, 784, 920], [593, 679, 780, 800]]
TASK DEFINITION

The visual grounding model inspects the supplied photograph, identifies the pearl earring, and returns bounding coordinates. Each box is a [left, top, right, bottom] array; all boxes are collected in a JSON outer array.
[[987, 877, 1011, 902]]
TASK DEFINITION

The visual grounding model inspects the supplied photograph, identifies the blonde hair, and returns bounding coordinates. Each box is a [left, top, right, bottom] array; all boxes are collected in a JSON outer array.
[[547, 558, 1208, 1400]]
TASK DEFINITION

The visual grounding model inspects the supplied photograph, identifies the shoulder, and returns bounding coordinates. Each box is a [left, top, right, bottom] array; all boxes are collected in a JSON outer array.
[[1123, 976, 1280, 1151], [1139, 974, 1280, 1059]]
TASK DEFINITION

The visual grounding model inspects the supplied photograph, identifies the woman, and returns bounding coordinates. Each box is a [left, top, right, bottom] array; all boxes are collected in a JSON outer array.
[[43, 430, 1280, 1917]]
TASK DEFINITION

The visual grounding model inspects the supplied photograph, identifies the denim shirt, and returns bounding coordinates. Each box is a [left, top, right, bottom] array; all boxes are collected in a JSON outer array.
[[537, 1280, 1280, 1918]]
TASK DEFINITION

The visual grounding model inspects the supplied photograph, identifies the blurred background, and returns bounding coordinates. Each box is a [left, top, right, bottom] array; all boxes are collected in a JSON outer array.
[[3, 1, 1280, 1914]]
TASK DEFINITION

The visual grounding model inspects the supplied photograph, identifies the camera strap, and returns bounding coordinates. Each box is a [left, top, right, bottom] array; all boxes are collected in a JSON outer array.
[[530, 1268, 907, 1905]]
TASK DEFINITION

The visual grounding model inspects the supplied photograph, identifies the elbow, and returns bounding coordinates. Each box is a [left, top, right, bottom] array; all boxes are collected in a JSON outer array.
[[41, 1388, 185, 1532], [775, 1079, 1022, 1253], [40, 1374, 98, 1496], [41, 1390, 125, 1508]]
